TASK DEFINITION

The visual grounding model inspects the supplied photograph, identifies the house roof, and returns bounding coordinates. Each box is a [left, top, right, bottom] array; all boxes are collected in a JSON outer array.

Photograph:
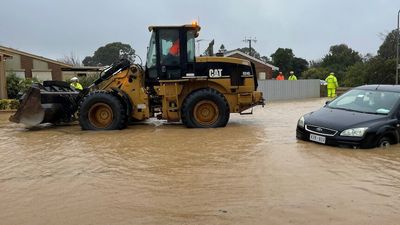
[[62, 66, 102, 71], [224, 50, 279, 71], [0, 51, 13, 59], [0, 45, 73, 68]]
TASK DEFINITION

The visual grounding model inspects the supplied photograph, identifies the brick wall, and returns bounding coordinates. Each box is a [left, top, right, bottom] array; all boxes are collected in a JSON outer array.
[[20, 55, 33, 78], [48, 63, 63, 80]]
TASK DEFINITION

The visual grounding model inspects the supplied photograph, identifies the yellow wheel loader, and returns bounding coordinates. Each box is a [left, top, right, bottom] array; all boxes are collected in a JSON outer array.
[[10, 23, 264, 130]]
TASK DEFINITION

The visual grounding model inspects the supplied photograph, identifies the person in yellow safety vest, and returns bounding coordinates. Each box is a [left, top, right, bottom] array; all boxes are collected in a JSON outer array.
[[288, 71, 297, 80], [70, 77, 83, 91], [325, 72, 339, 98]]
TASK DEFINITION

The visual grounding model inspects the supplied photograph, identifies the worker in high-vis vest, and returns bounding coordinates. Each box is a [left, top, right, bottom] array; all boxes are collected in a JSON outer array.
[[70, 77, 83, 91], [325, 72, 338, 98], [276, 72, 285, 80], [288, 71, 297, 80]]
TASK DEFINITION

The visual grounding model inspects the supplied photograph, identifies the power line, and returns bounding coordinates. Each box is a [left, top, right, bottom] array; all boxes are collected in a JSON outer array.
[[243, 37, 257, 56]]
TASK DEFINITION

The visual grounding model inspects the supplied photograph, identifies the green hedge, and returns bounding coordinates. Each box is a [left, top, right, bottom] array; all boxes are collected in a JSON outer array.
[[7, 74, 38, 99], [0, 99, 20, 110]]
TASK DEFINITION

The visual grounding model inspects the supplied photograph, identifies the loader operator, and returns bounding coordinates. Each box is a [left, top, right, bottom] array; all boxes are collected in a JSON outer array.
[[169, 39, 180, 56], [70, 77, 83, 91], [163, 38, 180, 66]]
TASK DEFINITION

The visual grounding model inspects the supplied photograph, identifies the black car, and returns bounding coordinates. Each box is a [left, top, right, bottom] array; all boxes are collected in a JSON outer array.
[[296, 85, 400, 148]]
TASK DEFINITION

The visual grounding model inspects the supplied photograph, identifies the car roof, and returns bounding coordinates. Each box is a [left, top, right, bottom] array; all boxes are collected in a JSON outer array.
[[354, 85, 400, 92]]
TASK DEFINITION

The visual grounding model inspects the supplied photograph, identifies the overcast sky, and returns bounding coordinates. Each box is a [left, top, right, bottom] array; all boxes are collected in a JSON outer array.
[[0, 0, 398, 63]]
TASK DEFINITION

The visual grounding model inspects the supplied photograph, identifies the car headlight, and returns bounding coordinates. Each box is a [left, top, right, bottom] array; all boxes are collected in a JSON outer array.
[[298, 116, 305, 128], [340, 127, 368, 137]]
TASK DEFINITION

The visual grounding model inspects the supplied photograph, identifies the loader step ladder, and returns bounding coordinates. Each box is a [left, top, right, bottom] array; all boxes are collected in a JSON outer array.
[[240, 108, 253, 115], [166, 83, 180, 112], [238, 92, 254, 115]]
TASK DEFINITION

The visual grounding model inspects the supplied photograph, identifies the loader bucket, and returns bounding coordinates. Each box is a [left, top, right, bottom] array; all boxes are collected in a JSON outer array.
[[9, 81, 81, 127], [9, 87, 45, 127]]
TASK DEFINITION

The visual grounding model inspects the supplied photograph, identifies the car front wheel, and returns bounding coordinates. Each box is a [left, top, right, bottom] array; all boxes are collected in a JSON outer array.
[[377, 136, 392, 148]]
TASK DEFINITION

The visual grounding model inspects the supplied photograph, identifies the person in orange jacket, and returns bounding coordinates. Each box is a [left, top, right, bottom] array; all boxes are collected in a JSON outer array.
[[169, 39, 180, 56], [276, 72, 285, 80]]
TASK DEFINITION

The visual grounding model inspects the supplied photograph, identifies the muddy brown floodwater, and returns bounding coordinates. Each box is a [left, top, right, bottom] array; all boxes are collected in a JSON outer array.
[[1, 98, 400, 225]]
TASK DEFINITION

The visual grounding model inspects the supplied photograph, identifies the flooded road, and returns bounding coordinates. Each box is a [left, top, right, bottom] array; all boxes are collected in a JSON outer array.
[[1, 98, 400, 225]]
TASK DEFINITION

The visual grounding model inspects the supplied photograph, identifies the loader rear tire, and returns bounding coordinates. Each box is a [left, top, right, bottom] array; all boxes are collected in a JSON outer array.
[[181, 88, 230, 128], [79, 91, 127, 130]]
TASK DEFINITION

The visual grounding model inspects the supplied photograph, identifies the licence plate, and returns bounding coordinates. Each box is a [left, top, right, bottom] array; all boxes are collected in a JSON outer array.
[[310, 134, 326, 144]]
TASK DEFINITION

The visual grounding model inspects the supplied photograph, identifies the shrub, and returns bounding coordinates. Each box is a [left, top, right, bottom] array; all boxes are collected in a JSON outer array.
[[9, 99, 20, 109], [6, 73, 38, 99], [6, 74, 21, 99], [79, 75, 99, 88], [0, 99, 19, 110], [0, 100, 7, 110]]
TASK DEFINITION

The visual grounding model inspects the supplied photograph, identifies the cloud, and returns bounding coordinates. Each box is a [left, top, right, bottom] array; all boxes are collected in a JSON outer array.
[[0, 0, 397, 62]]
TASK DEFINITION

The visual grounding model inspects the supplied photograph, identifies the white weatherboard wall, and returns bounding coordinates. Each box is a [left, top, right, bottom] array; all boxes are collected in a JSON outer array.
[[257, 79, 320, 101]]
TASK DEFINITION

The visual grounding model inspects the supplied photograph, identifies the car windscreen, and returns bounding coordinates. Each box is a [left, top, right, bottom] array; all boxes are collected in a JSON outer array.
[[327, 89, 400, 115]]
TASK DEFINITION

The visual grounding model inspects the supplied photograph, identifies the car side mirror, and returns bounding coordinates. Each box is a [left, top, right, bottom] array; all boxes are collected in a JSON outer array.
[[325, 100, 331, 105]]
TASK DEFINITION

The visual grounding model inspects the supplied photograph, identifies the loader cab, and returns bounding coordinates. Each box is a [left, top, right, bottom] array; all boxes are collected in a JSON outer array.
[[146, 24, 200, 85]]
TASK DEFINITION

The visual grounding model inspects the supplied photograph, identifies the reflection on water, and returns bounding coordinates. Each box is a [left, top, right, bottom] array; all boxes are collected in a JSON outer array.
[[1, 99, 400, 225]]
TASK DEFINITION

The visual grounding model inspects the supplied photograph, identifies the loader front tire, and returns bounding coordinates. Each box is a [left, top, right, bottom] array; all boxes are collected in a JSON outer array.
[[181, 88, 230, 128], [79, 91, 127, 130]]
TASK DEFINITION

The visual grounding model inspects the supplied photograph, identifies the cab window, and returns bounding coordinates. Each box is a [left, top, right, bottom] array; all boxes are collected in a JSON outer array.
[[187, 30, 195, 63], [146, 32, 156, 69], [159, 29, 180, 66]]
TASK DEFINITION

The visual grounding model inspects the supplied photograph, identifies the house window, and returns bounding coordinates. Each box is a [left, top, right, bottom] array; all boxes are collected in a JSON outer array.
[[259, 72, 266, 80]]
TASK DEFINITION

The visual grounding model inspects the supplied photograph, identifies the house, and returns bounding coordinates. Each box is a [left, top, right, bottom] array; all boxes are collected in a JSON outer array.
[[0, 45, 75, 98], [224, 50, 278, 79], [0, 45, 73, 81]]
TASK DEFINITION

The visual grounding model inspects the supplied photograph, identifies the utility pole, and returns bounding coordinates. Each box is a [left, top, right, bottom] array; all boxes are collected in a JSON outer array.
[[243, 37, 257, 56], [396, 9, 400, 84]]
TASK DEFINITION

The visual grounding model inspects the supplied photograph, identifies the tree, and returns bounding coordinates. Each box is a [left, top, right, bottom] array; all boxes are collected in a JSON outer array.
[[321, 44, 362, 81], [309, 60, 322, 68], [341, 30, 398, 87], [237, 47, 261, 59], [58, 52, 81, 67], [301, 67, 330, 80], [342, 62, 368, 87], [83, 42, 135, 66], [342, 56, 395, 87], [302, 31, 397, 87], [271, 48, 294, 75], [270, 48, 308, 76], [322, 44, 362, 68], [377, 30, 399, 59], [260, 56, 272, 64], [292, 57, 309, 76], [364, 57, 396, 84]]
